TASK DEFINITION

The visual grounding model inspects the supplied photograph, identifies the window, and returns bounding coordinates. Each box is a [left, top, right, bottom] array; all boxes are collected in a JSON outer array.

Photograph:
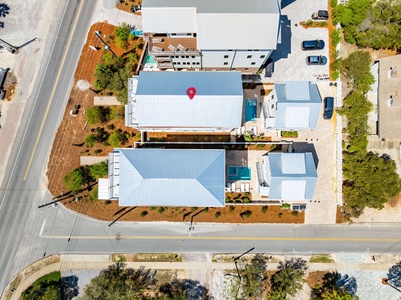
[[260, 55, 266, 59], [224, 62, 228, 65], [186, 56, 189, 58], [187, 33, 192, 36], [271, 104, 274, 109], [176, 62, 181, 65], [245, 68, 249, 71], [251, 62, 256, 65], [224, 55, 229, 59], [171, 33, 176, 36], [192, 56, 195, 58], [272, 95, 274, 100], [232, 68, 236, 70], [247, 55, 252, 59]]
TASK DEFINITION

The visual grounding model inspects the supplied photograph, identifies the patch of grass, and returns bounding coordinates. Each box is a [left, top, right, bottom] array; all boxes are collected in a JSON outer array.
[[191, 207, 197, 212], [150, 206, 156, 210], [132, 253, 182, 262], [112, 254, 127, 262], [158, 207, 166, 214], [261, 206, 268, 214], [140, 211, 148, 217], [215, 212, 221, 218], [32, 271, 61, 286], [310, 255, 335, 263], [229, 206, 235, 213], [292, 211, 299, 216], [241, 210, 252, 219]]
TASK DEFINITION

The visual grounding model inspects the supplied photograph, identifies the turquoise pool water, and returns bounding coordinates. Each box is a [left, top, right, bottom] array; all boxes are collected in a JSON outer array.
[[145, 54, 157, 64], [245, 99, 257, 121], [227, 166, 251, 181]]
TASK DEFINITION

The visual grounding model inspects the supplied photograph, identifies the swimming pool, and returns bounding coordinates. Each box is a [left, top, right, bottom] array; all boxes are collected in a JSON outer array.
[[245, 99, 257, 122], [145, 54, 157, 64], [227, 166, 251, 181]]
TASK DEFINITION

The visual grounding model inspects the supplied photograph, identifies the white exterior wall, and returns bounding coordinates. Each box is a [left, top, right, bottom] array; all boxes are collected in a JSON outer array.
[[201, 50, 271, 69], [232, 50, 271, 68], [171, 55, 201, 68]]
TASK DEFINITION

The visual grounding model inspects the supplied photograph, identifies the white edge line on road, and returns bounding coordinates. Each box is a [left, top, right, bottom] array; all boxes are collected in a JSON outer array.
[[39, 220, 46, 237], [0, 1, 72, 210], [23, 0, 85, 181]]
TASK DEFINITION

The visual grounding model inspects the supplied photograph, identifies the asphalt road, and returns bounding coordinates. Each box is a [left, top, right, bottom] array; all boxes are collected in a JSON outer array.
[[0, 0, 95, 293], [37, 206, 401, 256]]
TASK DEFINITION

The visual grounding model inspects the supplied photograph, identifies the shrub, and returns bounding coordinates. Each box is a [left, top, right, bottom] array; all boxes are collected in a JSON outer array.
[[89, 161, 109, 180], [242, 210, 252, 218], [331, 29, 341, 47], [225, 197, 230, 203], [214, 212, 221, 219], [243, 197, 250, 203], [305, 19, 313, 26], [280, 203, 291, 209], [292, 211, 299, 216], [94, 149, 102, 154], [90, 187, 98, 201], [140, 211, 148, 217], [278, 212, 283, 218], [191, 207, 197, 212], [85, 134, 99, 147], [108, 130, 125, 147], [228, 206, 235, 213], [158, 207, 166, 214], [261, 206, 268, 214], [150, 206, 157, 211], [86, 106, 110, 125], [64, 167, 87, 193], [330, 0, 337, 8], [204, 207, 209, 212]]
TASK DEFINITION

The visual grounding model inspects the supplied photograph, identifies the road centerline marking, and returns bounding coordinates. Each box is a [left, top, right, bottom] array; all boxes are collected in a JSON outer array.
[[23, 0, 86, 180]]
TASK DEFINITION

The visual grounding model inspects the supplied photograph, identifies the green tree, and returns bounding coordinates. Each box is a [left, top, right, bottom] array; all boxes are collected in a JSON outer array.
[[341, 51, 375, 93], [269, 258, 307, 298], [63, 167, 87, 193], [108, 130, 125, 147], [89, 161, 108, 180], [114, 23, 132, 49], [322, 288, 358, 300], [86, 106, 110, 125], [22, 272, 61, 300], [239, 254, 267, 299], [79, 263, 157, 300], [94, 63, 113, 90]]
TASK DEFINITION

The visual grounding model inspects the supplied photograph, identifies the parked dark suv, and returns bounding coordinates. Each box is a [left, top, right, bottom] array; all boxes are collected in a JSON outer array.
[[323, 97, 334, 119], [302, 40, 325, 51], [306, 55, 327, 65]]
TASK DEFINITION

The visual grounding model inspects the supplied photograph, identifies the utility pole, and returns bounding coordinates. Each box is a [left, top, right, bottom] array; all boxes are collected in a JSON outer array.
[[94, 31, 117, 57]]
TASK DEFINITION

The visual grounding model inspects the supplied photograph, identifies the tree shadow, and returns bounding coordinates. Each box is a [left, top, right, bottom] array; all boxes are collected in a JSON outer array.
[[0, 4, 10, 18], [311, 271, 358, 298], [159, 279, 209, 300], [113, 206, 127, 216], [61, 275, 79, 300], [387, 261, 401, 288]]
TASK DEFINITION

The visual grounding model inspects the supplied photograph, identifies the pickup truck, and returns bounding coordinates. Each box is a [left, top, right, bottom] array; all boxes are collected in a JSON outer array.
[[312, 10, 329, 20]]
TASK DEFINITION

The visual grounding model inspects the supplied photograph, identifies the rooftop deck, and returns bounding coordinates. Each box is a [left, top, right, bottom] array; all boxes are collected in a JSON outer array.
[[149, 35, 199, 55]]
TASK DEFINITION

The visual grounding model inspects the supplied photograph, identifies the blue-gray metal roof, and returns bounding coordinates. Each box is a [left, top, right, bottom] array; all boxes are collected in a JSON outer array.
[[135, 71, 243, 129], [117, 148, 225, 207], [274, 81, 322, 129], [268, 153, 317, 201]]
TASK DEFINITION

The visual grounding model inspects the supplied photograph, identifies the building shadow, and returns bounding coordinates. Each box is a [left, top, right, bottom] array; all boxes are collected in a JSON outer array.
[[292, 142, 319, 168], [281, 0, 297, 9], [61, 275, 79, 300], [269, 15, 292, 63]]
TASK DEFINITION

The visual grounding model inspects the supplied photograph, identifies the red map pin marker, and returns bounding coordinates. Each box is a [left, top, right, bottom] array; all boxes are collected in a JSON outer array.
[[187, 87, 196, 100]]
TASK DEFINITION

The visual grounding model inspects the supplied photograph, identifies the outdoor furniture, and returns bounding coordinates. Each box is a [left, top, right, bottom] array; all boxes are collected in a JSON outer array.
[[151, 45, 163, 52], [245, 183, 250, 192], [177, 44, 187, 51], [241, 183, 245, 192], [168, 44, 177, 52]]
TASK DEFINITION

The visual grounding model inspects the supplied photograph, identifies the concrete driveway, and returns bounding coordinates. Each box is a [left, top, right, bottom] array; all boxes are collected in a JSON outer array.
[[263, 0, 329, 82]]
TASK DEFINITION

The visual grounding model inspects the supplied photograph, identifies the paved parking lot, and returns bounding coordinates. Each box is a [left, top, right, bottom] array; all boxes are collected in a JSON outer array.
[[263, 0, 329, 82]]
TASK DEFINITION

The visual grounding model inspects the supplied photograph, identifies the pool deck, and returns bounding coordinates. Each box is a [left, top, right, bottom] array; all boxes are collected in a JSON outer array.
[[226, 150, 274, 202]]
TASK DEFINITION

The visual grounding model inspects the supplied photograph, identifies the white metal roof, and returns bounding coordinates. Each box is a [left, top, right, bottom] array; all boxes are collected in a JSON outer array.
[[98, 178, 110, 200], [282, 180, 306, 200], [133, 72, 243, 129], [284, 107, 310, 128], [142, 0, 280, 50], [282, 153, 307, 174]]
